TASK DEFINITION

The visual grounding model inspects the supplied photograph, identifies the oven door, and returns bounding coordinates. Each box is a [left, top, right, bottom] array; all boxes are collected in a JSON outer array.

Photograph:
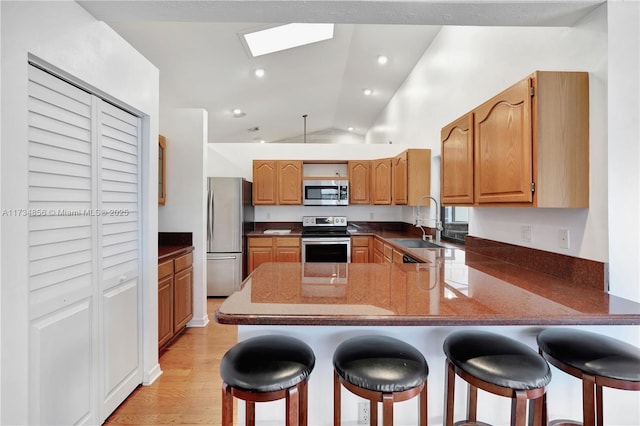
[[301, 237, 351, 263]]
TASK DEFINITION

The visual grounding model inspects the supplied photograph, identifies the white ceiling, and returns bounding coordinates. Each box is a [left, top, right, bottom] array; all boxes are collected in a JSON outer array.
[[79, 0, 603, 144]]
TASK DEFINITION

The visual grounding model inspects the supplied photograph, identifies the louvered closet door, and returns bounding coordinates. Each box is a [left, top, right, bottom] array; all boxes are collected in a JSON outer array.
[[27, 64, 141, 425], [98, 100, 141, 420]]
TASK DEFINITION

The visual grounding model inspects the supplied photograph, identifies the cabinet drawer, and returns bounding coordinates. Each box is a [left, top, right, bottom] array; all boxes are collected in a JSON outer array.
[[174, 252, 193, 273], [275, 237, 299, 247], [351, 236, 370, 247], [373, 238, 384, 253], [383, 244, 393, 261], [249, 237, 273, 247], [158, 260, 174, 279]]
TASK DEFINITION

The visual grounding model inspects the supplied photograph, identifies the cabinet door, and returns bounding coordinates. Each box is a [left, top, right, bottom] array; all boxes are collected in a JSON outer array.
[[441, 113, 474, 205], [275, 247, 301, 262], [274, 237, 300, 262], [158, 275, 174, 348], [474, 77, 533, 204], [248, 247, 273, 273], [392, 152, 408, 205], [348, 160, 370, 204], [277, 160, 302, 204], [352, 247, 370, 263], [253, 160, 278, 205], [174, 266, 193, 331], [370, 158, 392, 205]]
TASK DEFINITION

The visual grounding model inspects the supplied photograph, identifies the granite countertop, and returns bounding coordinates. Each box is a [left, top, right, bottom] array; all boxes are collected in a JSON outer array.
[[215, 251, 640, 326], [158, 232, 194, 262], [158, 244, 194, 262]]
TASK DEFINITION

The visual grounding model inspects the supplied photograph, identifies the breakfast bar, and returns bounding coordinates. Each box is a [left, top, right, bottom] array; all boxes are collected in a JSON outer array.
[[215, 249, 640, 425]]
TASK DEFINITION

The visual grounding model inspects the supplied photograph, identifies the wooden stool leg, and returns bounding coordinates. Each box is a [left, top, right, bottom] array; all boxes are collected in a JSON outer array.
[[334, 371, 342, 426], [222, 382, 234, 426], [595, 384, 604, 426], [299, 380, 309, 426], [510, 390, 527, 426], [246, 401, 256, 426], [382, 393, 394, 426], [419, 383, 428, 426], [582, 374, 596, 426], [531, 394, 544, 426], [370, 399, 378, 425], [468, 383, 478, 422], [444, 360, 456, 426], [286, 385, 300, 426]]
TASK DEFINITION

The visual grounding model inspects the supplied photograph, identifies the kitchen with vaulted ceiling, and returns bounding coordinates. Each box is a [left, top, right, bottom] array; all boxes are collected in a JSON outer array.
[[2, 1, 639, 425]]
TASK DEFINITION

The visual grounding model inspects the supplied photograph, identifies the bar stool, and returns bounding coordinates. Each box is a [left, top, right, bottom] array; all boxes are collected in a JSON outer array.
[[443, 330, 551, 426], [220, 335, 315, 426], [537, 328, 640, 426], [332, 335, 429, 426]]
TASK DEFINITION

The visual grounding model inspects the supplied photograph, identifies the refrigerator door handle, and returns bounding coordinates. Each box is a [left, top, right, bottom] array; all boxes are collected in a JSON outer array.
[[209, 256, 237, 260], [207, 186, 214, 247]]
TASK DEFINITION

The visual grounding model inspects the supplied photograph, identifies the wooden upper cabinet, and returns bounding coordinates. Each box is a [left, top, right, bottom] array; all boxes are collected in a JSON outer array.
[[441, 113, 474, 205], [442, 71, 589, 208], [252, 160, 302, 205], [392, 152, 408, 205], [392, 149, 431, 206], [253, 160, 278, 205], [370, 158, 392, 205], [531, 71, 589, 208], [277, 160, 302, 205], [348, 160, 370, 204], [474, 77, 533, 204]]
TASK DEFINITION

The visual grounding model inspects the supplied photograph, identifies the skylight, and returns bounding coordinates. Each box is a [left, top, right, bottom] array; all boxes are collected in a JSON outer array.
[[243, 23, 335, 57]]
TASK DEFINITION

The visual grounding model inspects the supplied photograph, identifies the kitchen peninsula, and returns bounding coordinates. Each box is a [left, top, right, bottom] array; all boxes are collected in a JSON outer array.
[[215, 242, 640, 425]]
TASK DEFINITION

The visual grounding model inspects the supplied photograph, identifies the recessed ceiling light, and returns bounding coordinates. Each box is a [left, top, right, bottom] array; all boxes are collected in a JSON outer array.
[[377, 55, 388, 65], [242, 23, 334, 57], [347, 127, 354, 132], [232, 108, 246, 118], [363, 88, 373, 96], [254, 68, 265, 78]]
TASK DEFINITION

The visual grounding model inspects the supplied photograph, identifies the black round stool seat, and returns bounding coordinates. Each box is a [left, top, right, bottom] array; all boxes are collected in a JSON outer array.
[[221, 335, 315, 392], [537, 328, 640, 382], [537, 328, 640, 426], [333, 335, 429, 392], [220, 335, 315, 426], [444, 330, 552, 390], [333, 335, 429, 426], [443, 330, 551, 426]]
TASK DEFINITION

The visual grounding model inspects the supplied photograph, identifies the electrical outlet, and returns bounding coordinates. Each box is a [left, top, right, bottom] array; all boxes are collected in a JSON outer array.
[[559, 228, 570, 249], [357, 401, 369, 424], [369, 212, 374, 220], [520, 225, 532, 243]]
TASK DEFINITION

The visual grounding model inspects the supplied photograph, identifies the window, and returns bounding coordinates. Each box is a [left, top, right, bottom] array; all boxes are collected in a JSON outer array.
[[441, 206, 468, 244]]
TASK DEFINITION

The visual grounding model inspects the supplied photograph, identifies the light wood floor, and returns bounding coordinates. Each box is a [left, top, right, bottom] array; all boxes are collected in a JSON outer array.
[[105, 298, 237, 425]]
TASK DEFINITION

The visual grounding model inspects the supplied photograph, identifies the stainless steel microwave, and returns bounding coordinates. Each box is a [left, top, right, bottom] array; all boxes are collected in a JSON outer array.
[[303, 179, 349, 206]]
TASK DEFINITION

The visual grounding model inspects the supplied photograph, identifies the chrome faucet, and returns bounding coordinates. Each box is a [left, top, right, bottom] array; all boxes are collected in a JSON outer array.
[[415, 195, 443, 243]]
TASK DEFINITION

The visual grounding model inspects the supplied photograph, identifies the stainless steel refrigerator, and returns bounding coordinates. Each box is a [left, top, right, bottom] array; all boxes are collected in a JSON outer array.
[[206, 177, 254, 296]]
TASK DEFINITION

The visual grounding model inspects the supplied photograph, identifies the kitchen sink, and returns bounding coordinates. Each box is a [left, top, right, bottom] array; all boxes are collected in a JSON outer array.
[[391, 238, 445, 249]]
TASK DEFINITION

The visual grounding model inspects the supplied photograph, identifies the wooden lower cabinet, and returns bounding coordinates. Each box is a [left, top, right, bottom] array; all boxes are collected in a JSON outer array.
[[157, 264, 173, 349], [351, 236, 371, 263], [158, 250, 193, 351], [248, 237, 300, 273]]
